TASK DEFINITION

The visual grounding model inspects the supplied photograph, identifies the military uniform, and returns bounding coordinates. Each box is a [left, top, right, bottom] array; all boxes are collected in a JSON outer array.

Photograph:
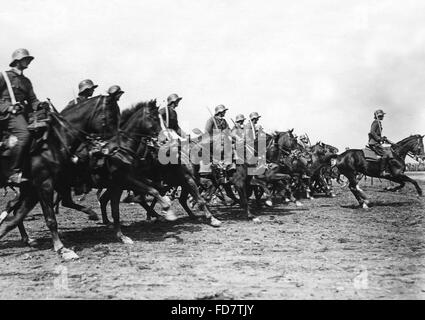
[[205, 116, 229, 136], [368, 109, 392, 175], [231, 122, 244, 138], [159, 105, 182, 136], [64, 96, 89, 111], [0, 68, 41, 177], [368, 119, 385, 155], [64, 79, 98, 111]]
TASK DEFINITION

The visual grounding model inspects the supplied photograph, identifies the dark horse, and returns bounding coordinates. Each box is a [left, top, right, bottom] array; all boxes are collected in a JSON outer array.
[[264, 129, 308, 204], [0, 96, 119, 251], [98, 108, 222, 227], [331, 134, 424, 208]]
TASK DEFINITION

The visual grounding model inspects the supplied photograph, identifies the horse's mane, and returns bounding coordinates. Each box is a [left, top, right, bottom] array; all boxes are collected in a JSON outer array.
[[120, 99, 157, 127], [60, 95, 105, 115], [395, 134, 421, 146]]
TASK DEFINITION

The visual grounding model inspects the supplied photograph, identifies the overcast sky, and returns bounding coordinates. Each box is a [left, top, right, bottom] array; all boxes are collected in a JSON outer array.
[[1, 0, 424, 151]]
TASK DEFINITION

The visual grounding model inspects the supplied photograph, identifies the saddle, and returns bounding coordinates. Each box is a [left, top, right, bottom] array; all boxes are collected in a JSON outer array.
[[362, 145, 391, 162]]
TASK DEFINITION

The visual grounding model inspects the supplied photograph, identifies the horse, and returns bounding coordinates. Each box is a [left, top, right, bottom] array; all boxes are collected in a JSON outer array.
[[264, 129, 309, 204], [330, 134, 424, 208], [0, 96, 120, 248], [98, 120, 222, 227], [0, 110, 94, 260], [72, 100, 176, 243], [307, 141, 339, 197]]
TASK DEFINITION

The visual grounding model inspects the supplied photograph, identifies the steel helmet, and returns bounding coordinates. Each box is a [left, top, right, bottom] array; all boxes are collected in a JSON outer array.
[[249, 112, 261, 120], [214, 104, 228, 115], [9, 48, 34, 67], [235, 114, 245, 122], [107, 85, 124, 96], [374, 109, 385, 118], [78, 79, 98, 95], [167, 93, 182, 106]]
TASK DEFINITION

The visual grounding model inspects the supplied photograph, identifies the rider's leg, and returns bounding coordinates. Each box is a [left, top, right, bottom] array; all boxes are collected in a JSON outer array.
[[7, 114, 31, 184]]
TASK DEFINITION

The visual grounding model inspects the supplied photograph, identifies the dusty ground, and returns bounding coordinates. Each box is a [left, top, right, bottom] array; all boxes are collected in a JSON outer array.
[[0, 174, 424, 300]]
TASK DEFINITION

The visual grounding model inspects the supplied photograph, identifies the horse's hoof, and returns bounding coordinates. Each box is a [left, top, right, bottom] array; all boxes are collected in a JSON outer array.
[[252, 217, 261, 223], [330, 193, 336, 198], [362, 203, 369, 209], [22, 238, 39, 248], [208, 217, 222, 227], [119, 235, 134, 245], [265, 200, 273, 207], [284, 198, 290, 203], [295, 201, 303, 207], [58, 247, 79, 261], [163, 210, 178, 222]]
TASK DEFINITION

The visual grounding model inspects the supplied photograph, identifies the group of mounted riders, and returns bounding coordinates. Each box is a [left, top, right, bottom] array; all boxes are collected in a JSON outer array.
[[0, 48, 423, 259]]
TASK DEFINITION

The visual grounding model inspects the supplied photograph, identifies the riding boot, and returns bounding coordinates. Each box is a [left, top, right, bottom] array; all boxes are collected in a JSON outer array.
[[7, 114, 31, 184], [380, 155, 390, 176]]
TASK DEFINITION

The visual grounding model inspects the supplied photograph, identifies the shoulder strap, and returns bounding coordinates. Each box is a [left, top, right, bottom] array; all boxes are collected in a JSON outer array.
[[1, 71, 17, 105], [165, 105, 169, 128]]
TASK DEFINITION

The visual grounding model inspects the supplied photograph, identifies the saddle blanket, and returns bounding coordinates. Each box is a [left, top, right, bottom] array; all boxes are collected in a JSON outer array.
[[362, 146, 381, 162]]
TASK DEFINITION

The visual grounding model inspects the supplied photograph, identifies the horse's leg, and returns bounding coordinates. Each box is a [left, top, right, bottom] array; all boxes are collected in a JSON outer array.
[[223, 184, 239, 204], [98, 188, 112, 225], [345, 173, 369, 208], [0, 191, 38, 241], [123, 176, 176, 221], [38, 180, 79, 260], [58, 186, 99, 221], [110, 187, 133, 244], [0, 189, 39, 247], [54, 192, 61, 216], [178, 188, 197, 218], [251, 178, 273, 207], [137, 195, 162, 221], [180, 173, 221, 227], [385, 174, 422, 196]]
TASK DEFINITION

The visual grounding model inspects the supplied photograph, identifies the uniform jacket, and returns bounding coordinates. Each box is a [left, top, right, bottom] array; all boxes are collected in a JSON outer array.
[[205, 116, 229, 136], [231, 123, 245, 138], [0, 69, 40, 115], [159, 106, 182, 136], [64, 96, 89, 111], [368, 119, 383, 145], [245, 122, 262, 141]]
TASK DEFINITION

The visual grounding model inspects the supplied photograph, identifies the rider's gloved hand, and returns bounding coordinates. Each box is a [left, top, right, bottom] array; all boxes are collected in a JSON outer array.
[[8, 103, 23, 114]]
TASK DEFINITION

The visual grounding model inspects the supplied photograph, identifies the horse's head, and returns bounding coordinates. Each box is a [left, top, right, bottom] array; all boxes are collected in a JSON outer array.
[[394, 134, 425, 159], [314, 141, 339, 155], [121, 100, 161, 136], [60, 95, 120, 138], [279, 129, 299, 150], [413, 135, 425, 157]]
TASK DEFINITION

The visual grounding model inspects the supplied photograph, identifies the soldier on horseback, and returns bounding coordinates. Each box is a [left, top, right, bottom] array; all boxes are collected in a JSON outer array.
[[65, 79, 98, 109], [245, 112, 263, 141], [159, 93, 184, 137], [203, 105, 233, 183], [107, 85, 124, 102], [231, 114, 245, 138], [205, 104, 230, 135], [0, 48, 48, 184], [368, 109, 393, 176]]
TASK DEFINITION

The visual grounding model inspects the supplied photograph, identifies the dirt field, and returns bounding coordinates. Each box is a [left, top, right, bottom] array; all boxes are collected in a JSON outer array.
[[0, 175, 424, 300]]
